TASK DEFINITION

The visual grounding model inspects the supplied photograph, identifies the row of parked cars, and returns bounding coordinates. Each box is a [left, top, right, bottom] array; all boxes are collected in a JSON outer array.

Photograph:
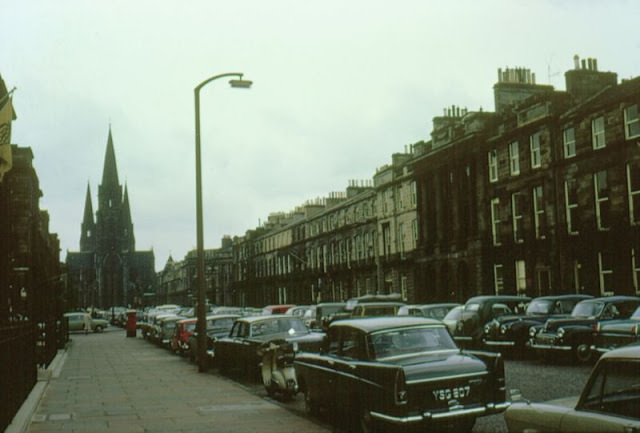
[[135, 293, 640, 432]]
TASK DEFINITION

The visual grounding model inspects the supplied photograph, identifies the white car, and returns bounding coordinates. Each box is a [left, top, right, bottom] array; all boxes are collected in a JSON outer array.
[[505, 343, 640, 432]]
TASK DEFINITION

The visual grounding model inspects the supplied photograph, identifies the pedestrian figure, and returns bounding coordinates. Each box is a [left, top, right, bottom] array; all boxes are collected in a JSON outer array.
[[84, 313, 91, 334]]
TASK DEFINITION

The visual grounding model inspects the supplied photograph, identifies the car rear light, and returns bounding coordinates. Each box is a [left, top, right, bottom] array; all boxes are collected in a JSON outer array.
[[633, 324, 638, 336], [394, 369, 408, 405], [592, 322, 600, 332]]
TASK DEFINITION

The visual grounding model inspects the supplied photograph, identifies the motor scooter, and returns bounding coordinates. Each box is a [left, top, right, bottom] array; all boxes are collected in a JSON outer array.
[[259, 339, 298, 400]]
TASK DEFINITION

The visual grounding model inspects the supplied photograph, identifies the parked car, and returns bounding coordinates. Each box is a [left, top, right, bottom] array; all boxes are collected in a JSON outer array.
[[262, 304, 296, 315], [452, 295, 530, 348], [397, 303, 461, 320], [215, 315, 324, 380], [504, 343, 640, 432], [170, 318, 197, 355], [442, 305, 464, 335], [64, 312, 109, 333], [329, 294, 405, 324], [188, 314, 239, 365], [304, 302, 346, 330], [294, 316, 510, 432], [155, 315, 185, 347], [482, 294, 592, 352], [591, 305, 640, 355], [530, 296, 640, 363], [285, 305, 312, 318], [351, 301, 405, 318]]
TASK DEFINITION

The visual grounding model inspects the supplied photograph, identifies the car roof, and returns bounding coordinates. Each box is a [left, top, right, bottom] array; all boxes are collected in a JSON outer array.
[[600, 343, 640, 360], [411, 303, 461, 309], [532, 294, 593, 301], [329, 316, 442, 333], [354, 302, 405, 307], [235, 314, 303, 324], [465, 295, 531, 303], [578, 296, 640, 303]]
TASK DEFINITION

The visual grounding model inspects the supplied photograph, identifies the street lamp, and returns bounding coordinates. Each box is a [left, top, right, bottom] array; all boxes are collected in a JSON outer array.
[[194, 72, 252, 373]]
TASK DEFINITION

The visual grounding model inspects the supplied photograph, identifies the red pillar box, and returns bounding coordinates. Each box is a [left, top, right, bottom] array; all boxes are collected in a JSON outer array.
[[126, 310, 137, 337]]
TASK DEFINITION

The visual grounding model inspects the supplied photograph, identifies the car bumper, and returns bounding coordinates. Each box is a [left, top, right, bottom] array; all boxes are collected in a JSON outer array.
[[483, 339, 516, 347], [529, 342, 571, 351], [370, 402, 511, 425]]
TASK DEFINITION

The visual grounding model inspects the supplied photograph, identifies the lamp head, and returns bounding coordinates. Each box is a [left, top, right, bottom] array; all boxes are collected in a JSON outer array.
[[229, 78, 252, 89]]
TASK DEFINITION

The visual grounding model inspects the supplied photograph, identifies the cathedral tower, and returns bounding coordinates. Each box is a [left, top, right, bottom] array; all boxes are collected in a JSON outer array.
[[66, 128, 155, 309]]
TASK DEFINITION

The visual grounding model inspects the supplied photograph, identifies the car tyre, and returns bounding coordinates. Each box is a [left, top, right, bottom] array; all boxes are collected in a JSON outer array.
[[359, 405, 378, 433], [574, 342, 593, 363], [303, 387, 318, 416], [95, 325, 103, 333]]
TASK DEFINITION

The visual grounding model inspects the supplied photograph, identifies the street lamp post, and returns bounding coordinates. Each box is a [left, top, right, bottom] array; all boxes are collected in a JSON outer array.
[[194, 72, 252, 373]]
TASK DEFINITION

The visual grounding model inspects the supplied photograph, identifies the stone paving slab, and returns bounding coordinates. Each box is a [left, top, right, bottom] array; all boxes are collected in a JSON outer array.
[[22, 328, 330, 433]]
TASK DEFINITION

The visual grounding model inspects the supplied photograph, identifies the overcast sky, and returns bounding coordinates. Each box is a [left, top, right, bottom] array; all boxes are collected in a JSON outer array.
[[1, 1, 639, 271]]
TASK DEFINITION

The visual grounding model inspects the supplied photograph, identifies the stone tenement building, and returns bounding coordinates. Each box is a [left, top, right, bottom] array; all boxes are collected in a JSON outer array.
[[155, 237, 234, 307], [154, 56, 640, 307], [413, 56, 640, 300], [0, 74, 62, 325], [226, 56, 640, 306], [66, 129, 155, 309]]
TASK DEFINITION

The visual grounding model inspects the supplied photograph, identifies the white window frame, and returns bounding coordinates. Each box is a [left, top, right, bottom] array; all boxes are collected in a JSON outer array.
[[624, 104, 640, 140], [594, 170, 610, 231], [591, 116, 606, 149], [397, 222, 405, 256], [493, 264, 504, 295], [511, 192, 524, 244], [565, 179, 579, 235], [633, 248, 640, 295], [627, 163, 640, 225], [515, 260, 527, 295], [597, 252, 613, 296], [491, 198, 501, 246], [411, 219, 418, 249], [400, 275, 408, 301], [533, 185, 545, 239], [530, 132, 541, 168], [488, 149, 498, 182], [509, 141, 520, 175], [410, 181, 417, 207], [563, 127, 576, 158]]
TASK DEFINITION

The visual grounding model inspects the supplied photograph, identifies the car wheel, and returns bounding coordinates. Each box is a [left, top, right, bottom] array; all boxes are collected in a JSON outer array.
[[575, 343, 593, 363], [303, 387, 318, 416], [359, 405, 378, 433], [95, 326, 103, 333]]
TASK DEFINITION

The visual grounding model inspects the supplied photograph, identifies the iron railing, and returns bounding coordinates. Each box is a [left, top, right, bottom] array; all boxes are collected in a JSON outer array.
[[0, 323, 36, 432]]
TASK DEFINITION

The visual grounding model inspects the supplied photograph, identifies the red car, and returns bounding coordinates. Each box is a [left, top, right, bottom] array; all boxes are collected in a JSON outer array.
[[262, 304, 296, 315], [171, 318, 197, 355]]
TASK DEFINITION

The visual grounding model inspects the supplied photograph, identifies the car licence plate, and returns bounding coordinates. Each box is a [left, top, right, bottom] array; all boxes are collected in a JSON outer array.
[[432, 385, 471, 401]]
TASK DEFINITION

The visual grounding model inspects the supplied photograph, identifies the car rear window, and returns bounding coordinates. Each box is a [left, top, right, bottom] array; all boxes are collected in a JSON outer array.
[[370, 326, 457, 359]]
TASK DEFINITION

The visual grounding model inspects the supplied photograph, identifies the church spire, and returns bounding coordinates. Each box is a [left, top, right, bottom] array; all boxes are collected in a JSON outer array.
[[121, 183, 135, 251], [101, 126, 120, 188], [80, 182, 95, 251]]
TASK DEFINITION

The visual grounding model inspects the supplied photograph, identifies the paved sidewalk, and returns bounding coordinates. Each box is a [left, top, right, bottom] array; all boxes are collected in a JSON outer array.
[[22, 328, 330, 433]]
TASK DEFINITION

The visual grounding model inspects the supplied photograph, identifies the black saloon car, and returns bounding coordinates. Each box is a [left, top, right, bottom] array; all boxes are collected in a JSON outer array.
[[452, 295, 530, 348], [482, 294, 592, 352], [591, 305, 640, 355], [187, 314, 239, 365], [294, 317, 509, 432], [530, 295, 640, 363], [215, 315, 324, 380]]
